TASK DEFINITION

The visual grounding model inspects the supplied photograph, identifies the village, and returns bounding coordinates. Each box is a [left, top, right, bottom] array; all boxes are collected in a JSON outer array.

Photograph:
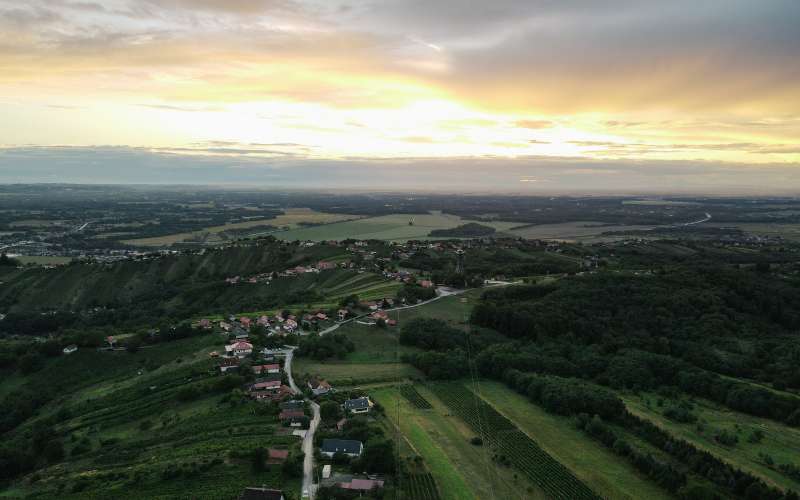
[[207, 305, 391, 499]]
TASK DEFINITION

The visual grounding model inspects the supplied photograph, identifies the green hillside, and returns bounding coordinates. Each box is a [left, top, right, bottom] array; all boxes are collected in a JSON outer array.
[[0, 333, 302, 499]]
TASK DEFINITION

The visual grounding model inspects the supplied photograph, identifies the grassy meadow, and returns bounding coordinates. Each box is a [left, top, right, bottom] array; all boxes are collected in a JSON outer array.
[[277, 213, 520, 242]]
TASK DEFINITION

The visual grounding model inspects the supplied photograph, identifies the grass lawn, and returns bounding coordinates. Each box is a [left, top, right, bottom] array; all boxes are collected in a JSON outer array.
[[330, 322, 420, 363], [477, 381, 672, 500], [373, 386, 543, 500], [624, 392, 800, 493]]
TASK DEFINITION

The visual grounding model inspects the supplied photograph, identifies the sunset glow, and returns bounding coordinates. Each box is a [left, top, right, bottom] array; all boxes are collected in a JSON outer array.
[[1, 0, 799, 190]]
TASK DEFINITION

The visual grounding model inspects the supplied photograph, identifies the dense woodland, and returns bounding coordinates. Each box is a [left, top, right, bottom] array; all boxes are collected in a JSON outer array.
[[401, 257, 800, 499]]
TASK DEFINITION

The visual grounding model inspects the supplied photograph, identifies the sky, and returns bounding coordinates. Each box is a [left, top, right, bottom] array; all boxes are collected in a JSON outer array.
[[0, 0, 799, 192]]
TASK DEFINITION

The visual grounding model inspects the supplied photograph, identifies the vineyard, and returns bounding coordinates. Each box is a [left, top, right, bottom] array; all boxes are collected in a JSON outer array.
[[428, 382, 601, 500], [398, 384, 433, 409], [399, 472, 442, 500]]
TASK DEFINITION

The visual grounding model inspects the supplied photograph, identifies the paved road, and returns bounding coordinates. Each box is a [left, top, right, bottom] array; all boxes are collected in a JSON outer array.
[[683, 212, 712, 226], [283, 347, 320, 499], [318, 286, 467, 336], [301, 401, 320, 499]]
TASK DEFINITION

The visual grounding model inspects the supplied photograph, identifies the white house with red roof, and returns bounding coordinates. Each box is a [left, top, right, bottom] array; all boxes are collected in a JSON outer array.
[[225, 340, 253, 357]]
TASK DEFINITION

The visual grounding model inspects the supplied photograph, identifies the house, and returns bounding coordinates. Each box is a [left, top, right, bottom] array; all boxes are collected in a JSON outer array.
[[267, 448, 289, 464], [198, 319, 211, 329], [340, 479, 385, 491], [315, 312, 328, 321], [219, 321, 232, 332], [301, 314, 315, 328], [320, 439, 363, 458], [371, 310, 389, 321], [322, 464, 332, 479], [252, 380, 282, 392], [283, 319, 298, 332], [63, 344, 78, 355], [279, 409, 305, 421], [252, 363, 280, 375], [257, 315, 270, 327], [419, 279, 434, 288], [337, 309, 349, 321], [240, 317, 252, 328], [239, 487, 284, 500], [219, 357, 240, 373], [229, 341, 253, 357], [280, 400, 305, 411], [308, 378, 332, 396], [317, 260, 336, 270], [343, 397, 373, 415], [250, 385, 292, 402]]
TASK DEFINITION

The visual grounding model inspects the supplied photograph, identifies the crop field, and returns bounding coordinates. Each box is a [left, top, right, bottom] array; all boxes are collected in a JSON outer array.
[[399, 472, 441, 500], [372, 386, 540, 500], [507, 221, 657, 241], [478, 381, 673, 500], [277, 213, 520, 242], [123, 208, 359, 246], [398, 384, 433, 409], [427, 382, 600, 500], [624, 391, 800, 492]]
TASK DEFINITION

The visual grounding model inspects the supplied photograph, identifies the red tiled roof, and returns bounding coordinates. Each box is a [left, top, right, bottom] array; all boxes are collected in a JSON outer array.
[[268, 449, 289, 460]]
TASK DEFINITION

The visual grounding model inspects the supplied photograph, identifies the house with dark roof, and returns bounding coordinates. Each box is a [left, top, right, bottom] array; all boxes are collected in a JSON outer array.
[[343, 397, 373, 414], [280, 400, 305, 411], [239, 487, 284, 500], [219, 357, 240, 373], [320, 439, 363, 458]]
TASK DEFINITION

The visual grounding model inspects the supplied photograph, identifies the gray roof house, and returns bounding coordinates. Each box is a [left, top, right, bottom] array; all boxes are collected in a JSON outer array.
[[321, 439, 363, 458], [342, 397, 373, 414]]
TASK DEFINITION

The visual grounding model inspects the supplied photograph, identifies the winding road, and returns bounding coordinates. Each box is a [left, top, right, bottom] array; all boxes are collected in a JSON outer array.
[[283, 348, 320, 499]]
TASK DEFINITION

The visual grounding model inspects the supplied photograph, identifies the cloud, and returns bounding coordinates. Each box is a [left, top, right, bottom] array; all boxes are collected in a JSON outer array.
[[515, 120, 552, 129], [1, 145, 799, 195]]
